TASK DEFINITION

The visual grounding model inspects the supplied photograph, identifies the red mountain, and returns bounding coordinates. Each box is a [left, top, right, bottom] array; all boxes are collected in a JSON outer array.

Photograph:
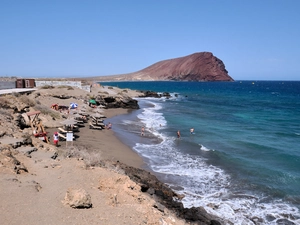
[[95, 52, 233, 81]]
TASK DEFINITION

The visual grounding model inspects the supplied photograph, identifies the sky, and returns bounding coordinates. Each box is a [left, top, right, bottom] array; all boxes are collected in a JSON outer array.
[[0, 0, 300, 81]]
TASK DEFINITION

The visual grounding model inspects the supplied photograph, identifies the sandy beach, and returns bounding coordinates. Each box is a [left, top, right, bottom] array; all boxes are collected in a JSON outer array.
[[0, 85, 222, 225], [51, 108, 145, 169]]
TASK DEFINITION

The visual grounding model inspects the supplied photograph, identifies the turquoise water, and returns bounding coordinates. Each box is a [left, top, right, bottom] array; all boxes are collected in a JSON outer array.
[[103, 81, 300, 224]]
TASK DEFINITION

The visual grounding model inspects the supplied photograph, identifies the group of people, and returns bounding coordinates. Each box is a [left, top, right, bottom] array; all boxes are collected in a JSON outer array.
[[140, 125, 194, 139], [53, 122, 194, 146], [105, 122, 112, 129], [177, 128, 195, 139]]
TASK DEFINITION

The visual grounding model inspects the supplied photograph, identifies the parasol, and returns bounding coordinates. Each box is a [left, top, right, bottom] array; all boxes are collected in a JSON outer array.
[[69, 103, 78, 109], [91, 113, 105, 118], [92, 108, 104, 113], [89, 99, 97, 105], [60, 119, 78, 125]]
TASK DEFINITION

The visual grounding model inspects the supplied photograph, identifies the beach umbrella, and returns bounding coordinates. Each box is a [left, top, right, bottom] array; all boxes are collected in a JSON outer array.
[[78, 110, 88, 116], [69, 103, 78, 109], [92, 108, 104, 113], [89, 99, 97, 105], [91, 113, 105, 118], [60, 119, 78, 125]]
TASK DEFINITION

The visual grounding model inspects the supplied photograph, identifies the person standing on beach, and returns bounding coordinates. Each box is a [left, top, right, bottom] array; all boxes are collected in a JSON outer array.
[[106, 122, 112, 129], [141, 126, 145, 136], [177, 130, 181, 138], [53, 132, 59, 147]]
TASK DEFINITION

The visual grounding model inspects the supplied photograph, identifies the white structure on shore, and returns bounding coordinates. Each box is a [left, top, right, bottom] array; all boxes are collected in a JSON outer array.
[[35, 80, 91, 92]]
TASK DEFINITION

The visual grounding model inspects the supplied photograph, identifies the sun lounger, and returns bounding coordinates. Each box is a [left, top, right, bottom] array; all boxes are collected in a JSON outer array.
[[90, 119, 105, 126], [91, 116, 105, 122], [89, 122, 102, 130], [58, 127, 68, 134], [74, 117, 88, 123], [57, 132, 75, 141], [68, 120, 84, 127], [92, 120, 103, 126], [91, 122, 105, 128], [63, 125, 79, 132], [91, 117, 103, 124], [59, 126, 79, 133]]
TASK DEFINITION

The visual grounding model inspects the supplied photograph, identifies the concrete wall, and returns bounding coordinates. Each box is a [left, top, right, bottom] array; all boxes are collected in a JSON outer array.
[[0, 81, 16, 90], [35, 80, 91, 92], [81, 85, 91, 92]]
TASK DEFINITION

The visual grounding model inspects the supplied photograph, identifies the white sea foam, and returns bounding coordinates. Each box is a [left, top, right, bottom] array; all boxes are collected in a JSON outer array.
[[199, 144, 211, 151], [131, 98, 300, 225], [121, 119, 137, 125], [136, 100, 167, 135], [140, 141, 300, 224]]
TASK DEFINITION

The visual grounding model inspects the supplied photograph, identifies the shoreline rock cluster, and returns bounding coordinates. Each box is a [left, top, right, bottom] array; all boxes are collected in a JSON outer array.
[[0, 85, 223, 225]]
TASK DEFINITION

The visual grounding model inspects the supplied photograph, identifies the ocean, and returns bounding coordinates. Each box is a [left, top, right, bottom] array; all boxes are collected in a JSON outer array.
[[102, 81, 300, 225]]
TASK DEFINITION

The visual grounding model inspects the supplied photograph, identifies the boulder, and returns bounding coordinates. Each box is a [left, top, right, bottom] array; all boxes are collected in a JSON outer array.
[[63, 188, 92, 209]]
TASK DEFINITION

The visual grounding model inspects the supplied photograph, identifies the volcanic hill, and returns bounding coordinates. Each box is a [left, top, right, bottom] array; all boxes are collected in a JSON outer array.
[[93, 52, 233, 82]]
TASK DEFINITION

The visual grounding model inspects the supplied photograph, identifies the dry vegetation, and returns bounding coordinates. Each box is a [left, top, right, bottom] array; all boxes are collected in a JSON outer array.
[[60, 146, 105, 169], [57, 85, 74, 90], [40, 85, 55, 89], [0, 96, 11, 108], [19, 95, 36, 107], [0, 108, 11, 117], [34, 104, 61, 119]]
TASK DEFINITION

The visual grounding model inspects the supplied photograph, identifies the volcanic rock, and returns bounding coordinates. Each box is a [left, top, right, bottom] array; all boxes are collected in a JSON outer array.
[[94, 52, 233, 82]]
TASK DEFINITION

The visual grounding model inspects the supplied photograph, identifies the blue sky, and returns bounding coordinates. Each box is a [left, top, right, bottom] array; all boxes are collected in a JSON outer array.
[[1, 0, 299, 80]]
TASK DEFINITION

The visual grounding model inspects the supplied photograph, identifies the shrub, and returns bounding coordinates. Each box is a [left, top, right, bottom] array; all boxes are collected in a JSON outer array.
[[34, 104, 61, 119], [0, 97, 11, 108], [19, 95, 36, 107], [83, 151, 103, 167], [40, 85, 55, 89], [57, 85, 68, 89], [12, 92, 21, 97], [62, 146, 103, 168], [57, 85, 74, 90], [0, 108, 11, 117]]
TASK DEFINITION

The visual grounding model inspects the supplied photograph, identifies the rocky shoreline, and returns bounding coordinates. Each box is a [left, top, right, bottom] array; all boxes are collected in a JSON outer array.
[[0, 84, 223, 225]]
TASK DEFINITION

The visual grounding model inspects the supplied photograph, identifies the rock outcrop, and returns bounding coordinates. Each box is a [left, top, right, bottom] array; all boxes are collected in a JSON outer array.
[[94, 52, 233, 82], [119, 162, 223, 225], [94, 94, 139, 109]]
